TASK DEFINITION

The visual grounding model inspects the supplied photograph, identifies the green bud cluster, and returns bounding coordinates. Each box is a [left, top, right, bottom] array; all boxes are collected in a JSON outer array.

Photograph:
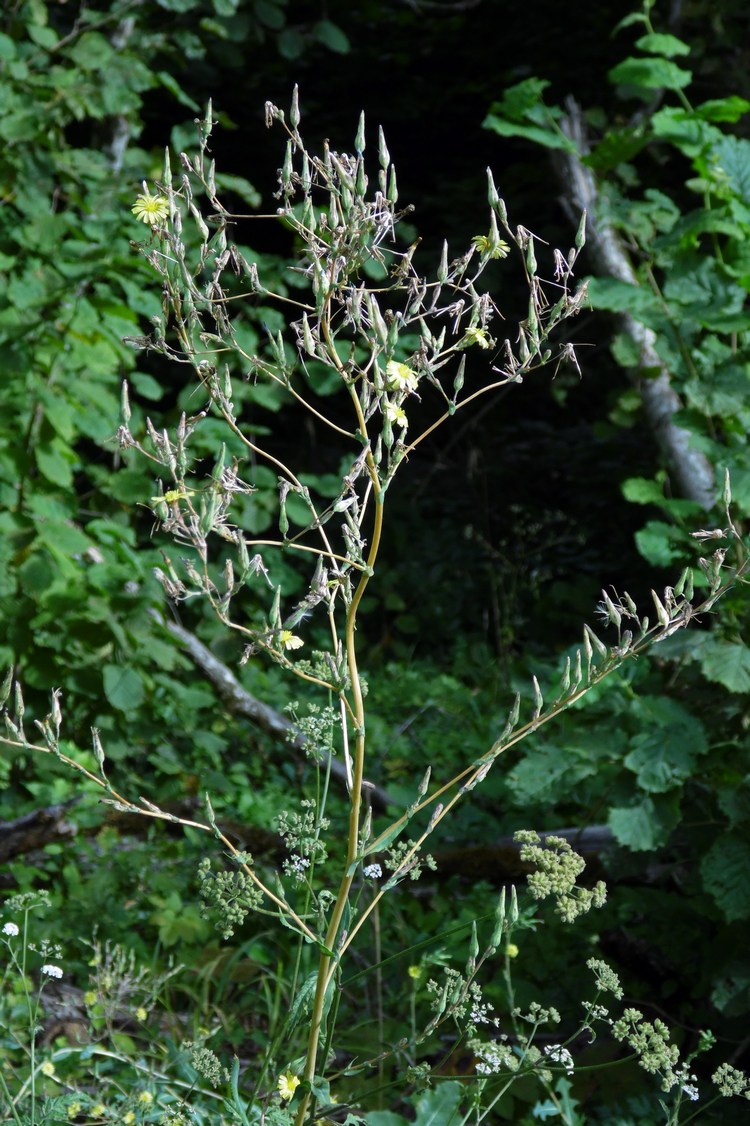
[[515, 831, 607, 923], [197, 857, 262, 940]]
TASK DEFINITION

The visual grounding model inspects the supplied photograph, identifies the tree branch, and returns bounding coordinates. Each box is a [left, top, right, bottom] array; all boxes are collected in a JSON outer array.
[[552, 98, 715, 510], [159, 616, 396, 811]]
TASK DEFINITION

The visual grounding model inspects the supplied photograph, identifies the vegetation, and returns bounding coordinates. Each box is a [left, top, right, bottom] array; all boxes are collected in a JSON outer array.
[[2, 1, 750, 1124]]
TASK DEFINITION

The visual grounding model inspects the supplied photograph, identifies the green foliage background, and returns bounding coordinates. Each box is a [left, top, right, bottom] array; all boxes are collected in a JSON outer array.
[[2, 0, 750, 1121]]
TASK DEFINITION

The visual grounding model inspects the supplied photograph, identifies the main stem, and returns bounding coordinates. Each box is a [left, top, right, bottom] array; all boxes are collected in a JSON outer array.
[[295, 451, 384, 1126]]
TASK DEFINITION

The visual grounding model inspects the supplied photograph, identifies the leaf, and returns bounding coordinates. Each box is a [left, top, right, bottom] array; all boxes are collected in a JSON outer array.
[[103, 665, 146, 712], [413, 1082, 462, 1126], [254, 0, 285, 30], [698, 638, 750, 693], [483, 113, 575, 153], [701, 835, 750, 921], [609, 794, 680, 851], [624, 697, 707, 793], [609, 56, 692, 92], [314, 19, 350, 55], [634, 520, 689, 567], [697, 96, 750, 123], [586, 277, 659, 319], [277, 28, 305, 59], [35, 440, 77, 488], [711, 134, 750, 206], [634, 33, 690, 58]]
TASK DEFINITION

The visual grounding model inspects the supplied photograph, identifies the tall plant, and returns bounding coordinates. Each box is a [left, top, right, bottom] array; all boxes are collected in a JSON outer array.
[[2, 90, 749, 1125]]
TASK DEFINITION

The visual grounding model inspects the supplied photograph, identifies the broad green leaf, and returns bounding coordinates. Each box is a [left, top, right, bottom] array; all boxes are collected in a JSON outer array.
[[635, 520, 691, 567], [698, 638, 750, 693], [609, 56, 692, 92], [697, 96, 750, 123], [710, 134, 750, 205], [103, 665, 146, 712], [413, 1082, 463, 1126], [586, 277, 659, 319], [483, 113, 575, 153], [624, 697, 707, 793], [366, 1114, 406, 1126], [609, 794, 680, 850], [35, 440, 76, 488], [314, 19, 350, 54], [254, 0, 285, 30], [634, 33, 690, 58], [277, 28, 305, 59], [701, 835, 750, 921]]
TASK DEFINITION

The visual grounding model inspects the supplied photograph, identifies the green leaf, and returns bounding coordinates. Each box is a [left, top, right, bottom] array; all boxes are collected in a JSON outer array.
[[634, 33, 690, 58], [413, 1082, 462, 1126], [710, 135, 750, 205], [253, 0, 285, 30], [609, 795, 680, 851], [609, 56, 692, 92], [156, 70, 200, 111], [635, 520, 690, 567], [277, 27, 305, 59], [697, 96, 750, 123], [35, 440, 77, 488], [313, 19, 350, 54], [103, 665, 146, 712], [483, 113, 575, 153], [698, 638, 750, 693], [366, 1114, 406, 1126], [586, 277, 659, 319], [701, 835, 750, 921]]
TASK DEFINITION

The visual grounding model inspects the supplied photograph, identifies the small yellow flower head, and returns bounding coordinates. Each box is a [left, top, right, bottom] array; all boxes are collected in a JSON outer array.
[[138, 1090, 154, 1106], [460, 326, 491, 350], [384, 403, 408, 428], [471, 234, 510, 259], [132, 182, 170, 227], [135, 1006, 148, 1022], [67, 1102, 82, 1120], [506, 943, 519, 959], [91, 1104, 107, 1118], [40, 1060, 56, 1077], [84, 990, 98, 1006], [407, 964, 422, 980], [386, 360, 419, 393], [280, 630, 304, 651], [123, 1112, 136, 1125], [278, 1072, 301, 1101]]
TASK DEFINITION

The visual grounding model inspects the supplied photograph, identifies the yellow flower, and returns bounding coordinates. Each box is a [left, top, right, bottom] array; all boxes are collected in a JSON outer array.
[[386, 361, 418, 393], [460, 326, 491, 350], [278, 1072, 301, 1101], [384, 403, 408, 428], [138, 1091, 154, 1106], [506, 943, 519, 958], [471, 234, 510, 259], [132, 183, 170, 227], [84, 990, 98, 1006], [67, 1103, 82, 1119], [135, 1006, 148, 1022], [407, 965, 422, 980], [40, 1061, 56, 1077], [280, 630, 304, 651], [91, 1105, 107, 1118], [124, 1113, 136, 1124]]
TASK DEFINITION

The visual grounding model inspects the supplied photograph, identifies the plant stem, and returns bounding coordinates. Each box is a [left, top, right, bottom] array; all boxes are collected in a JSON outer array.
[[295, 448, 384, 1126]]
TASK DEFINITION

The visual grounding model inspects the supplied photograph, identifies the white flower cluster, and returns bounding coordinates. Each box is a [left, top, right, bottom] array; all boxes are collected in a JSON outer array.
[[363, 863, 382, 879], [544, 1043, 575, 1075], [2, 922, 19, 937], [41, 964, 63, 979]]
